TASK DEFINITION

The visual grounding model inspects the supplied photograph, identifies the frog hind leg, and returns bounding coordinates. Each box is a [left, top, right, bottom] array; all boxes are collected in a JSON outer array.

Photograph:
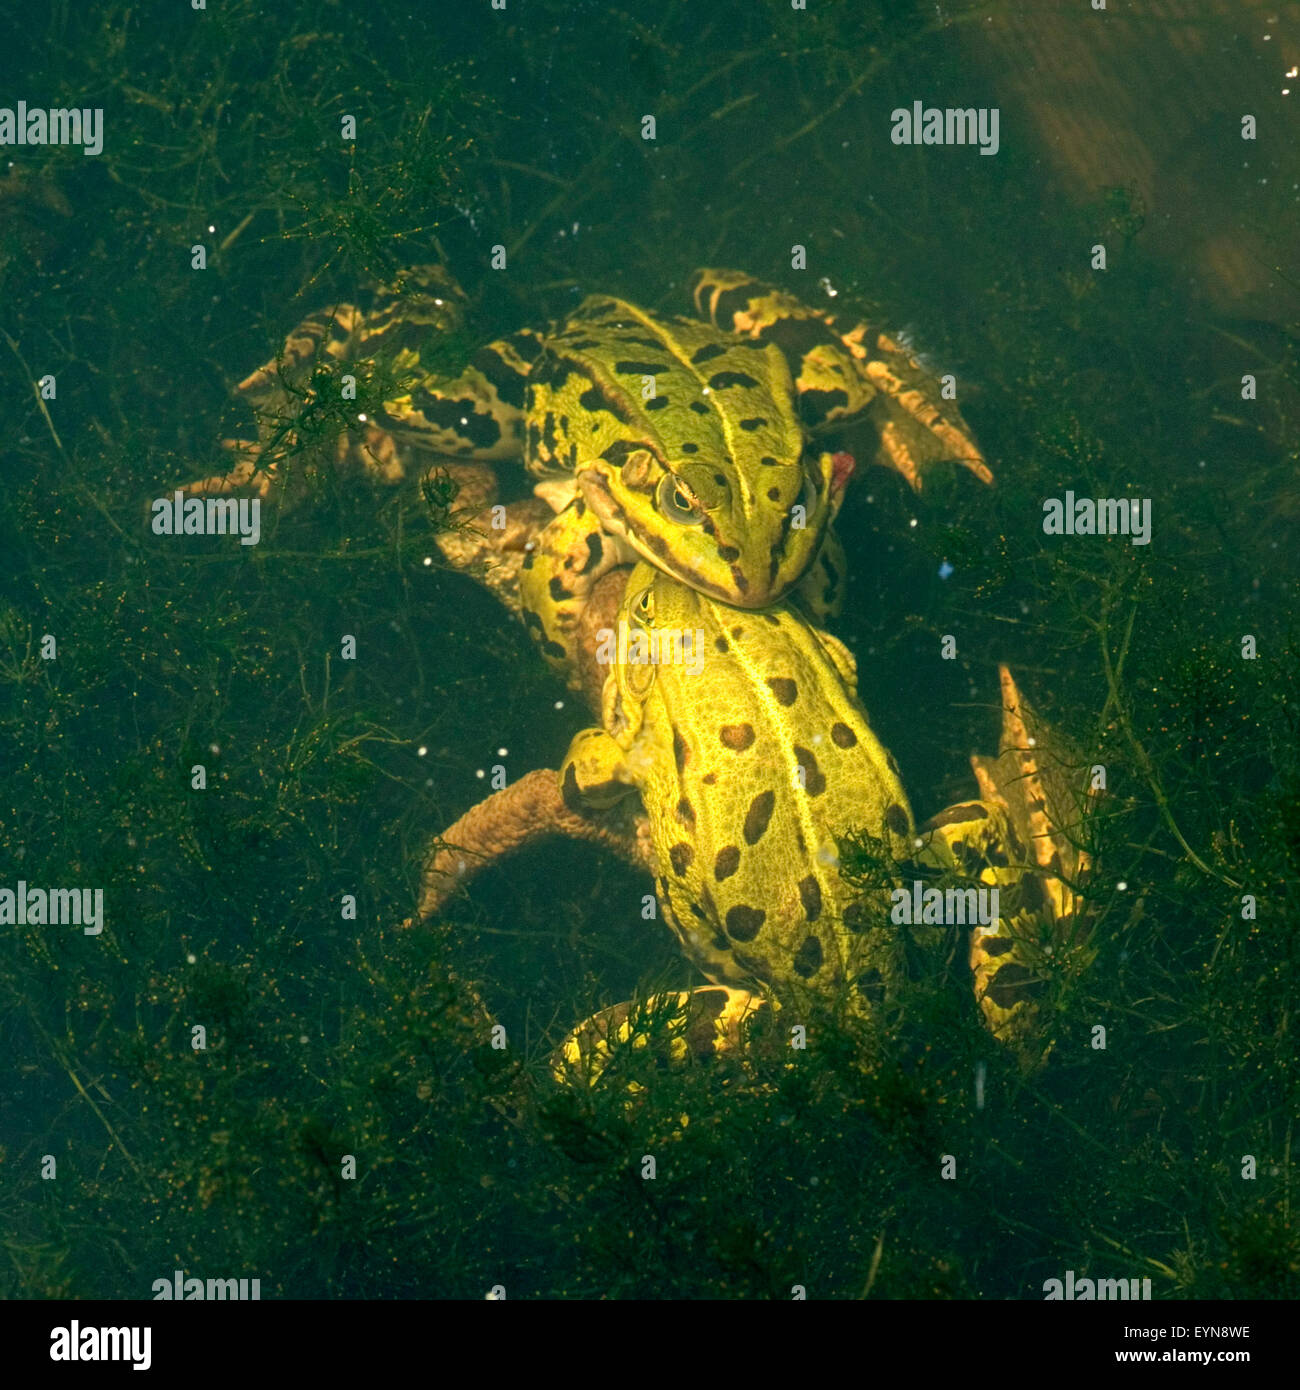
[[552, 986, 767, 1090], [690, 268, 991, 491], [374, 326, 542, 462], [919, 666, 1090, 1061], [413, 766, 647, 925], [915, 798, 1053, 1057], [352, 264, 535, 462], [520, 495, 637, 690]]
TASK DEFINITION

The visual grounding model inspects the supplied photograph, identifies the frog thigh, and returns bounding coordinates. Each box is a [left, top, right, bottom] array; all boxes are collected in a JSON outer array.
[[688, 269, 874, 424], [377, 331, 538, 461], [520, 499, 632, 685], [237, 303, 366, 406]]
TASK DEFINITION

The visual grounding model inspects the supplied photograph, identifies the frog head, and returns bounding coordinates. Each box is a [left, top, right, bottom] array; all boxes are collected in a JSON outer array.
[[577, 439, 850, 610]]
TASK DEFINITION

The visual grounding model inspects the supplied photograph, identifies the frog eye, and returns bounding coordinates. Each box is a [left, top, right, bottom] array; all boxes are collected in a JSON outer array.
[[656, 473, 705, 525], [635, 586, 655, 621]]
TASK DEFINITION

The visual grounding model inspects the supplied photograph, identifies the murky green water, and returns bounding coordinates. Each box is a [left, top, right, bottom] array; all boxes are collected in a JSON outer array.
[[1, 1, 1295, 1299]]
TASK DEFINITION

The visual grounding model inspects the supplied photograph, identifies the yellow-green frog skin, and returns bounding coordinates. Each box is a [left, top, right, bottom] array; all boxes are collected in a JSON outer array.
[[196, 266, 988, 685], [559, 560, 919, 1010]]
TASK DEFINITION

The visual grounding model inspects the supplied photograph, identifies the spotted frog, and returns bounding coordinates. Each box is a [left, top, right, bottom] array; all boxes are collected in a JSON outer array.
[[191, 267, 989, 686], [418, 562, 1086, 1083]]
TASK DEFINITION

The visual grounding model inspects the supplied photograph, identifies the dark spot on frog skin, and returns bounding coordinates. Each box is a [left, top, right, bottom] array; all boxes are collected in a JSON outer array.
[[724, 904, 766, 941], [885, 804, 910, 837], [548, 576, 572, 602], [767, 486, 781, 501], [680, 442, 698, 453], [471, 346, 529, 409], [731, 626, 745, 640], [981, 936, 1016, 956], [676, 796, 696, 827], [601, 440, 643, 468], [577, 383, 633, 423], [798, 388, 850, 427], [719, 723, 755, 751], [702, 772, 717, 785], [614, 360, 670, 376], [579, 532, 604, 574], [710, 932, 731, 952], [690, 343, 727, 365], [734, 786, 776, 844], [793, 746, 826, 795], [798, 875, 822, 922], [793, 935, 824, 978], [714, 846, 741, 880], [739, 418, 767, 431], [410, 388, 505, 450], [543, 638, 567, 660], [831, 722, 857, 748], [709, 284, 762, 327], [714, 636, 729, 653], [717, 544, 740, 562], [709, 371, 759, 391], [689, 400, 709, 415], [672, 727, 688, 773], [669, 842, 694, 876], [767, 677, 798, 706], [560, 763, 584, 814], [760, 455, 780, 466], [955, 841, 984, 873], [842, 899, 872, 933], [645, 396, 669, 411], [689, 902, 708, 920]]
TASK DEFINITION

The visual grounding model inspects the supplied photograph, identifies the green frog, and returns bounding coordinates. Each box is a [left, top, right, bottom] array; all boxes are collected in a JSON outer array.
[[190, 267, 990, 687], [416, 562, 1086, 1085]]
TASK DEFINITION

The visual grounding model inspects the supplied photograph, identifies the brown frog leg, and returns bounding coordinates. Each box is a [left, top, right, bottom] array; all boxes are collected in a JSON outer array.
[[411, 768, 650, 925], [690, 268, 991, 491]]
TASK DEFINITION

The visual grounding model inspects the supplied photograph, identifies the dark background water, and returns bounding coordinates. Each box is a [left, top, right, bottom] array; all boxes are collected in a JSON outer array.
[[1, 0, 1296, 1299]]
